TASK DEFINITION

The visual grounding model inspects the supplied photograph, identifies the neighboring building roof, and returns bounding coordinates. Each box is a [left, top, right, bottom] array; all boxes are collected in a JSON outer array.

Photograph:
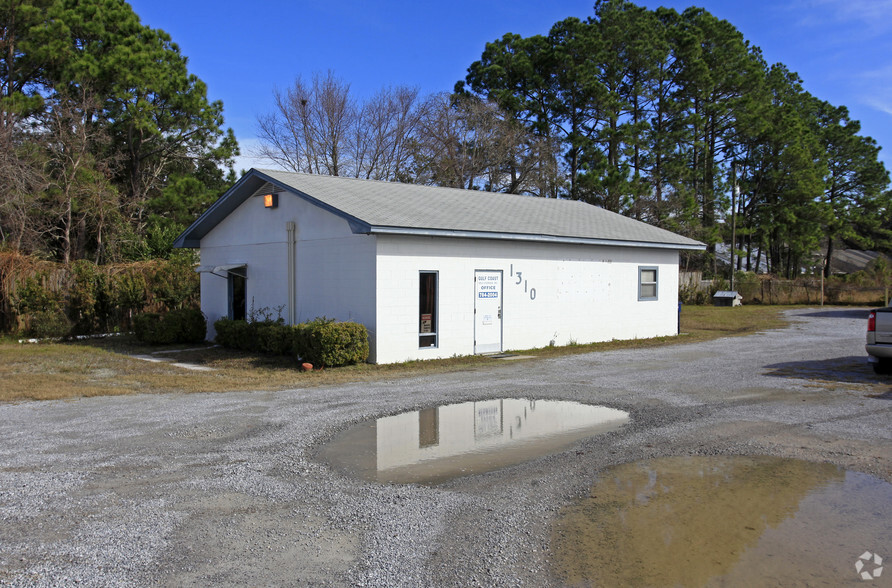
[[174, 169, 706, 251], [828, 250, 888, 275]]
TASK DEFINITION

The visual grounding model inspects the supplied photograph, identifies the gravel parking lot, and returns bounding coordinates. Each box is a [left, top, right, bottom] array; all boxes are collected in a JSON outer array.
[[1, 308, 890, 587]]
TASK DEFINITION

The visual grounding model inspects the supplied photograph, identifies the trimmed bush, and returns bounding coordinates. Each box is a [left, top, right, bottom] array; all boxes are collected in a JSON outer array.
[[213, 316, 369, 368], [212, 318, 237, 348], [134, 313, 174, 344], [215, 318, 291, 354], [134, 309, 207, 345], [169, 309, 208, 343], [256, 322, 295, 355], [213, 318, 257, 350], [294, 319, 369, 367]]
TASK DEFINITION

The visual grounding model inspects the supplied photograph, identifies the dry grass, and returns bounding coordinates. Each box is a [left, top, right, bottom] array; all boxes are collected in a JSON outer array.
[[0, 305, 793, 402], [678, 304, 790, 337]]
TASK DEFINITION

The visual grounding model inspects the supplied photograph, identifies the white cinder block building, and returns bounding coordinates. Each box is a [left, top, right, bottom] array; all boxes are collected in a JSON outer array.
[[174, 169, 704, 364]]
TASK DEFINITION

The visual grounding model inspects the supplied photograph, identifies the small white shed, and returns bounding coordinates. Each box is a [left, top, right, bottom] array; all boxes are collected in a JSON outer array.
[[174, 169, 704, 364]]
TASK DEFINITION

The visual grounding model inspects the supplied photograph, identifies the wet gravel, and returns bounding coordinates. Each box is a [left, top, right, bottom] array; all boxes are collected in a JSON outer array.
[[1, 308, 890, 586]]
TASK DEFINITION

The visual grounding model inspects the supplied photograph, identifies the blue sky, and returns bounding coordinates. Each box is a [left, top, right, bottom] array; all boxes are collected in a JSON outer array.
[[128, 0, 892, 175]]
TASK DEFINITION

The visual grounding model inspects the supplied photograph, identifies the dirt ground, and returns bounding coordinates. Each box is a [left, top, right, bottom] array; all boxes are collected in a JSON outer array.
[[0, 307, 890, 587]]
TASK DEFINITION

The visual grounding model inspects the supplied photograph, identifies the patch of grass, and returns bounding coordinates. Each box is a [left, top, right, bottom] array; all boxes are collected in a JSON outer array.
[[0, 305, 793, 402], [679, 304, 790, 337], [508, 304, 792, 359]]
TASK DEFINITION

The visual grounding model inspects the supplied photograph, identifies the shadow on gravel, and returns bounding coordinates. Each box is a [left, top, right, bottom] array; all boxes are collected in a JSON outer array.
[[796, 309, 870, 319], [765, 355, 892, 395]]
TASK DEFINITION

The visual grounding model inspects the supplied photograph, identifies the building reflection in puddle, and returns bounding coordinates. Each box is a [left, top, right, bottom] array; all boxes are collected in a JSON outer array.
[[318, 399, 629, 484]]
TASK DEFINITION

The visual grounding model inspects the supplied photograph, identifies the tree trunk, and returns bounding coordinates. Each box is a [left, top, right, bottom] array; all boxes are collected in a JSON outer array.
[[62, 189, 72, 264]]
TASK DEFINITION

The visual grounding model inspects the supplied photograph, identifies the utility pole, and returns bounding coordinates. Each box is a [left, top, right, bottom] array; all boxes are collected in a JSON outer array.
[[730, 161, 739, 292]]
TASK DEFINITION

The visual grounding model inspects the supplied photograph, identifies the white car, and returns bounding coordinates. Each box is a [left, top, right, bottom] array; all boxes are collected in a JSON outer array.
[[866, 308, 892, 373]]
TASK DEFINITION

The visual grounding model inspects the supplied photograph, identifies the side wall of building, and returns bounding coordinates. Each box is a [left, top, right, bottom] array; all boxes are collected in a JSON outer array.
[[374, 235, 680, 364], [198, 190, 377, 356]]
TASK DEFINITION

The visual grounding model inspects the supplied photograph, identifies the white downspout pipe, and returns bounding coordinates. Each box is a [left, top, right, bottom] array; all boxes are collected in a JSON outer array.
[[286, 221, 297, 326]]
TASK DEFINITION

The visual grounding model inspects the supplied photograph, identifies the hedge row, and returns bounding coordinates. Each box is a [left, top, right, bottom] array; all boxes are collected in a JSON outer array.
[[133, 309, 207, 345], [2, 252, 199, 337], [214, 317, 369, 367]]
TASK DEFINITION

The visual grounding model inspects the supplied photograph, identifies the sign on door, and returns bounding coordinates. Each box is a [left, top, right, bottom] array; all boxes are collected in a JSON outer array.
[[475, 270, 503, 354]]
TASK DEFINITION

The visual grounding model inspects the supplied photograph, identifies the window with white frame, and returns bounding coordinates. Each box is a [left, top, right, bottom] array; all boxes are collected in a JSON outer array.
[[638, 267, 658, 301]]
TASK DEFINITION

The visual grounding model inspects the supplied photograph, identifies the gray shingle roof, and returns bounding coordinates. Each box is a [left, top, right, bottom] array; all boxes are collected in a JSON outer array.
[[829, 250, 888, 274], [174, 169, 705, 250]]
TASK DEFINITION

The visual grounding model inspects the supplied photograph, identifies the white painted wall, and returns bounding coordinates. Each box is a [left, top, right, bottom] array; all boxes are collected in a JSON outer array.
[[197, 191, 683, 365], [374, 235, 680, 364], [197, 191, 376, 353]]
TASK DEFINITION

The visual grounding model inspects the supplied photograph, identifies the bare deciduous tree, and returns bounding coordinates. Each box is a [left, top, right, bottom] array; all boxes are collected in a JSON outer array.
[[351, 86, 426, 181], [256, 72, 425, 181], [0, 117, 48, 252], [256, 74, 558, 194], [410, 93, 561, 195], [256, 71, 355, 176], [41, 87, 120, 263]]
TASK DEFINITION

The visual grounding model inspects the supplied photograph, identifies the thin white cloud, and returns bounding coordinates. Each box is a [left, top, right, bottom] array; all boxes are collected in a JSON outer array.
[[860, 63, 892, 80], [857, 64, 892, 117], [790, 0, 892, 36], [865, 98, 892, 117]]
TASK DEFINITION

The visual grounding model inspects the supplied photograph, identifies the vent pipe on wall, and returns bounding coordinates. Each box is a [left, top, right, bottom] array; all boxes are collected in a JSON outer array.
[[287, 221, 297, 326]]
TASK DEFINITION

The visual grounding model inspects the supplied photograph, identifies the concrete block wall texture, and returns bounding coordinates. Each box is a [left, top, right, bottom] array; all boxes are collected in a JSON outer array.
[[373, 235, 679, 364]]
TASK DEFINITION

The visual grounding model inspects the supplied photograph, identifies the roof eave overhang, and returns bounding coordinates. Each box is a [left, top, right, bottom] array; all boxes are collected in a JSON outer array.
[[173, 170, 271, 249], [365, 226, 706, 251]]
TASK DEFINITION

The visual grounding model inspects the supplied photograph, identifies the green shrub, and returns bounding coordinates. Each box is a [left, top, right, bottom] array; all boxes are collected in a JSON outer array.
[[134, 309, 206, 345], [294, 318, 369, 367], [213, 316, 368, 368], [150, 256, 200, 310], [67, 260, 117, 334], [13, 274, 63, 314], [256, 322, 295, 355], [679, 284, 711, 305], [25, 309, 72, 338], [134, 313, 173, 344], [68, 260, 99, 334], [168, 308, 207, 343], [3, 256, 202, 338], [213, 318, 256, 350], [114, 270, 148, 319], [212, 318, 237, 348], [214, 319, 293, 353]]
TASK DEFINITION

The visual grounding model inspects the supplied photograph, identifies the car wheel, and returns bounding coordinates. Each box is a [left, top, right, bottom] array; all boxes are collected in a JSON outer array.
[[872, 359, 892, 374]]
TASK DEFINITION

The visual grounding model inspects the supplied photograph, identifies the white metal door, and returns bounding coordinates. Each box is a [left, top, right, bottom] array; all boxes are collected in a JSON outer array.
[[474, 270, 503, 354]]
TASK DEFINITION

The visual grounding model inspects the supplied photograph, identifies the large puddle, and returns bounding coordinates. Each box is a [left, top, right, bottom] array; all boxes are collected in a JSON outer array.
[[317, 399, 629, 484], [552, 456, 892, 587]]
